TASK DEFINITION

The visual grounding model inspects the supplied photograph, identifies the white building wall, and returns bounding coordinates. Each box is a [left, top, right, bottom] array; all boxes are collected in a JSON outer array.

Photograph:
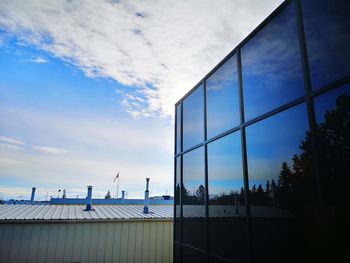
[[0, 220, 173, 263]]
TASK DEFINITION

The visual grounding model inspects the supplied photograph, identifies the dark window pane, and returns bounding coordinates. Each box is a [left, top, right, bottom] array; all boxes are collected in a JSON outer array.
[[207, 132, 248, 262], [183, 85, 204, 150], [302, 0, 350, 89], [182, 147, 206, 250], [174, 244, 181, 263], [210, 255, 234, 263], [176, 104, 182, 154], [206, 55, 240, 139], [314, 84, 350, 262], [241, 2, 304, 120], [246, 104, 321, 263], [182, 246, 207, 263], [175, 156, 181, 242]]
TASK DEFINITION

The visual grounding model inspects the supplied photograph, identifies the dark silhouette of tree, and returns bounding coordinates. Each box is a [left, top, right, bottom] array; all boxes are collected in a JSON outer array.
[[105, 190, 111, 199], [278, 162, 292, 187], [265, 180, 271, 194]]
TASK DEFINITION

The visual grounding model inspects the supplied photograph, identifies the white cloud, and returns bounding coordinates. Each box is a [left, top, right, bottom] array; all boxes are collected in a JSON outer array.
[[32, 145, 67, 155], [0, 142, 24, 151], [0, 0, 283, 118], [0, 135, 24, 145], [26, 56, 48, 63]]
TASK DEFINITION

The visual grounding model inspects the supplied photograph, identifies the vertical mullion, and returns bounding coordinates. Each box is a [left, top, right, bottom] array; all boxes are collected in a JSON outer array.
[[203, 80, 209, 262], [237, 48, 253, 263], [173, 105, 177, 263], [295, 0, 322, 199], [180, 103, 183, 262]]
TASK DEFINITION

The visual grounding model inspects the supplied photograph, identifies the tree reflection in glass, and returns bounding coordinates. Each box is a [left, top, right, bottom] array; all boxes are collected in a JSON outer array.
[[182, 146, 206, 250], [207, 132, 248, 262], [246, 103, 319, 262], [241, 1, 304, 121], [314, 84, 350, 262], [206, 55, 240, 139], [302, 0, 350, 89]]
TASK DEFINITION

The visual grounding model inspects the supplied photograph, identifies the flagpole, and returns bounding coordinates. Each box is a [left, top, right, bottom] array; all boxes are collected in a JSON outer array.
[[116, 175, 120, 199]]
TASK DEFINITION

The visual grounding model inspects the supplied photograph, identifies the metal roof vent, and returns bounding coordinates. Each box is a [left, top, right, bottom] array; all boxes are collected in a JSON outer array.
[[84, 185, 94, 211], [30, 187, 36, 203], [143, 178, 150, 214]]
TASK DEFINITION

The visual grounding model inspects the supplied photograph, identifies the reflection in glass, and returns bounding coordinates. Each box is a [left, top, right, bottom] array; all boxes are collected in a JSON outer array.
[[175, 156, 181, 242], [183, 85, 204, 150], [182, 147, 206, 249], [302, 0, 350, 89], [206, 55, 240, 139], [182, 247, 207, 263], [241, 2, 304, 120], [246, 104, 320, 262], [314, 84, 350, 261], [176, 104, 182, 154], [207, 132, 248, 262]]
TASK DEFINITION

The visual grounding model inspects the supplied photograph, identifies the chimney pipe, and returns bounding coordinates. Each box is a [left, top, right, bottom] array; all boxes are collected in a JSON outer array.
[[121, 190, 125, 204], [143, 178, 150, 213], [30, 187, 36, 203], [85, 185, 93, 211]]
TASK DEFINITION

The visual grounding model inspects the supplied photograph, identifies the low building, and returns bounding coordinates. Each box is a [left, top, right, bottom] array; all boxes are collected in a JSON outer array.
[[0, 204, 173, 263]]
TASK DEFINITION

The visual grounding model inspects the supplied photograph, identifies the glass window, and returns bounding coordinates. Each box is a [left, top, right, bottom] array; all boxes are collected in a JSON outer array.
[[174, 244, 181, 263], [175, 156, 181, 242], [302, 0, 350, 89], [182, 147, 206, 250], [314, 84, 350, 260], [207, 132, 248, 262], [176, 104, 182, 154], [246, 104, 321, 262], [206, 55, 240, 139], [183, 85, 204, 150], [241, 2, 305, 121], [182, 246, 207, 263]]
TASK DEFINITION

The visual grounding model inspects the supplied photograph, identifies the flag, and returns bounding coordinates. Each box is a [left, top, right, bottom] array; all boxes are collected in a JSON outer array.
[[113, 172, 119, 182]]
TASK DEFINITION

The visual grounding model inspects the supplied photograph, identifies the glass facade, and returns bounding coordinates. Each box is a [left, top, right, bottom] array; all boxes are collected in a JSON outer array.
[[174, 0, 350, 262]]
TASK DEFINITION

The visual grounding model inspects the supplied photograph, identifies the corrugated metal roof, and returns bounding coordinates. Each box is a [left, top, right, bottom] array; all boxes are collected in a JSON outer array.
[[0, 204, 173, 222]]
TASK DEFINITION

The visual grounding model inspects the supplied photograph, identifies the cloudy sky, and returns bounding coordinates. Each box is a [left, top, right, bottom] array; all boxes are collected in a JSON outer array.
[[0, 0, 282, 200]]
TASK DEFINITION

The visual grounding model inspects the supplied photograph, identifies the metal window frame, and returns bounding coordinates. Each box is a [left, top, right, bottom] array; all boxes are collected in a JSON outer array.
[[173, 0, 350, 262]]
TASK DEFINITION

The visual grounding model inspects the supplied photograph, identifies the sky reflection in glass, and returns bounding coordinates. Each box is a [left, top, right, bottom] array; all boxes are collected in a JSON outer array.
[[183, 85, 204, 150], [302, 0, 350, 89], [182, 147, 205, 214], [241, 1, 304, 121], [207, 131, 243, 202], [206, 55, 240, 139]]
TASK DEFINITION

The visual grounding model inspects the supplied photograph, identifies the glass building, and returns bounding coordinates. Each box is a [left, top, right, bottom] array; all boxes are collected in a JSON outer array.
[[174, 0, 350, 262]]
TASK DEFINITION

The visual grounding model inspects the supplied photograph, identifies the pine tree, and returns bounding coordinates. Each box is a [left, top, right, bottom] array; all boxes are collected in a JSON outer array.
[[278, 162, 293, 187], [105, 190, 111, 199]]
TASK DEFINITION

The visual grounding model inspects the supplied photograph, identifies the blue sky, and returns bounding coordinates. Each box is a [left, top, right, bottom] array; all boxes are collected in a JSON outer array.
[[0, 0, 282, 200]]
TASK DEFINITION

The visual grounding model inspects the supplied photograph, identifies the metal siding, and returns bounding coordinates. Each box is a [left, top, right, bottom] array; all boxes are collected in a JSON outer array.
[[104, 222, 115, 263], [36, 224, 50, 263], [142, 222, 151, 263], [127, 222, 137, 263], [97, 222, 108, 262], [120, 222, 129, 261], [134, 222, 143, 263], [149, 222, 157, 263], [0, 221, 173, 263]]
